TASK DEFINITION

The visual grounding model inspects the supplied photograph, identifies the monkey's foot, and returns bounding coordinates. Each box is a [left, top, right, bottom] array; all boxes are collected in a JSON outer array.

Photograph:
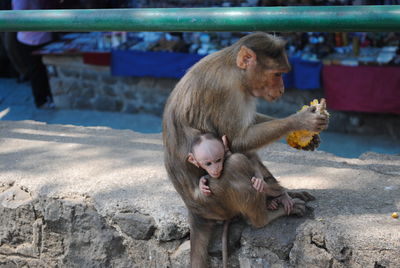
[[290, 198, 306, 217], [288, 191, 315, 202], [266, 199, 279, 210]]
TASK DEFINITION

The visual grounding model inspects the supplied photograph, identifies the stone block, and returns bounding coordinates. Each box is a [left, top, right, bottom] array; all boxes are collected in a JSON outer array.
[[137, 89, 159, 105], [53, 95, 72, 109], [125, 77, 141, 86], [91, 96, 117, 111], [46, 65, 58, 78], [115, 99, 123, 111], [137, 77, 156, 89], [72, 97, 93, 110], [154, 78, 177, 91], [170, 240, 190, 268], [81, 87, 95, 99], [156, 221, 189, 242], [66, 81, 80, 95], [49, 78, 66, 96], [241, 216, 310, 260], [112, 211, 156, 240], [102, 85, 117, 97], [239, 246, 289, 268], [123, 89, 137, 100], [122, 102, 141, 114], [102, 75, 119, 85], [60, 68, 80, 79], [81, 71, 98, 81]]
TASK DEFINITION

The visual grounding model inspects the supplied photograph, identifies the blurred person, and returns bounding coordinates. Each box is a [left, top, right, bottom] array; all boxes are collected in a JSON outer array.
[[11, 0, 54, 108], [1, 31, 30, 82], [0, 1, 14, 77], [0, 0, 23, 79]]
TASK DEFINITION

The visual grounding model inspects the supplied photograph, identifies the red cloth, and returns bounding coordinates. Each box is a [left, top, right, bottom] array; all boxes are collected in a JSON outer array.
[[323, 65, 400, 114], [83, 52, 111, 66]]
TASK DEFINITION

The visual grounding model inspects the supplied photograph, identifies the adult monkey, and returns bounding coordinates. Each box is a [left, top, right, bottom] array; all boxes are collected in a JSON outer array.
[[163, 32, 328, 267]]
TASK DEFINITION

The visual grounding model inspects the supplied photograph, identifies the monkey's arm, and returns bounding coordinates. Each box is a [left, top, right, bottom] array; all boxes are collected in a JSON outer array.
[[232, 117, 296, 152], [232, 108, 327, 152], [254, 112, 275, 124], [253, 113, 322, 151]]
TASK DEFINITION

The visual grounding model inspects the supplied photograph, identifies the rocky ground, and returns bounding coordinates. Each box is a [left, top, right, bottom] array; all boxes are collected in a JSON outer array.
[[0, 120, 399, 267]]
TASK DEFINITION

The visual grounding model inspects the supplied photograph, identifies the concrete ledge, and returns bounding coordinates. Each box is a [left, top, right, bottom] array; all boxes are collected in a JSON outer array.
[[0, 120, 399, 267]]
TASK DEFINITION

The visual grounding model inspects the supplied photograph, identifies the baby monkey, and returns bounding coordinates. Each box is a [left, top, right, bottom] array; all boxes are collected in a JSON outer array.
[[187, 133, 294, 214]]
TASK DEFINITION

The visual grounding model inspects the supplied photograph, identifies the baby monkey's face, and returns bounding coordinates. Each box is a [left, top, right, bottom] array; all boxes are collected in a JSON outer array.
[[192, 139, 225, 179]]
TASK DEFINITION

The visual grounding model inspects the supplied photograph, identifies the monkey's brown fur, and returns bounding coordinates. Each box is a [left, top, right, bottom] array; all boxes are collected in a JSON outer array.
[[163, 32, 318, 267]]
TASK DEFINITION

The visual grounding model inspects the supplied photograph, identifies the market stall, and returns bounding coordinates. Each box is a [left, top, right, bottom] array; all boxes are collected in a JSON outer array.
[[35, 29, 399, 115], [322, 44, 400, 114], [323, 65, 400, 114]]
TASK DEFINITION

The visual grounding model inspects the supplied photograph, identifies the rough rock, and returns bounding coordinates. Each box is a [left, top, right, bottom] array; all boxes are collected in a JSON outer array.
[[0, 120, 399, 267]]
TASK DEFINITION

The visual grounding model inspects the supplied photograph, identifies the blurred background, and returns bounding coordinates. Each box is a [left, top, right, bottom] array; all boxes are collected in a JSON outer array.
[[0, 0, 399, 158]]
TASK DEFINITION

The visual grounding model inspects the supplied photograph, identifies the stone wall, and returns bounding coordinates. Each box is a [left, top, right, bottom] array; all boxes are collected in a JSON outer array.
[[43, 55, 177, 116], [1, 121, 399, 267]]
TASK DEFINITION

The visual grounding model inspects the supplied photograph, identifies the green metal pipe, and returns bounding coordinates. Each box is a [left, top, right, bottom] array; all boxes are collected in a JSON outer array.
[[0, 6, 399, 32]]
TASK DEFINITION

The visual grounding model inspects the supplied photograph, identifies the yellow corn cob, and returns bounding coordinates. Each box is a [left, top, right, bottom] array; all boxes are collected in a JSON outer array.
[[286, 98, 329, 149]]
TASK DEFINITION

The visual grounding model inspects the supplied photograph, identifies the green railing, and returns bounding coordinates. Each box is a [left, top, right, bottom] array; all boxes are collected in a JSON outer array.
[[0, 6, 399, 32]]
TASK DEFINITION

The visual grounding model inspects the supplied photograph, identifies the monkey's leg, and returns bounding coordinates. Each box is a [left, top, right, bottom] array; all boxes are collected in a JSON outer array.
[[189, 212, 215, 268], [246, 152, 315, 201], [244, 152, 284, 197], [244, 198, 306, 228], [245, 152, 279, 184]]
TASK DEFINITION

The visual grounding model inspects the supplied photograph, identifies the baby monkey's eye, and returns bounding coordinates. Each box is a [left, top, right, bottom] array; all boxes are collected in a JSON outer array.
[[215, 159, 222, 163], [205, 162, 212, 166]]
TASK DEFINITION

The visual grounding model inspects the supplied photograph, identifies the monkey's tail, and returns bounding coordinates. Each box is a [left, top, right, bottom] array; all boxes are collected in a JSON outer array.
[[222, 219, 230, 268]]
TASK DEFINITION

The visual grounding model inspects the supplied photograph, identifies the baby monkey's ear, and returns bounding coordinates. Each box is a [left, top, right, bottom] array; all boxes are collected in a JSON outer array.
[[222, 135, 230, 152], [187, 153, 199, 168]]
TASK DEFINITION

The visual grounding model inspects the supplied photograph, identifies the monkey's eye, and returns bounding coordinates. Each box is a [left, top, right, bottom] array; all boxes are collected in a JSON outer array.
[[205, 162, 212, 166], [215, 158, 222, 163], [274, 73, 283, 77]]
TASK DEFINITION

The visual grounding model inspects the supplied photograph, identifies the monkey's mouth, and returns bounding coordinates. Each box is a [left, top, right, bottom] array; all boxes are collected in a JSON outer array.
[[210, 173, 220, 178]]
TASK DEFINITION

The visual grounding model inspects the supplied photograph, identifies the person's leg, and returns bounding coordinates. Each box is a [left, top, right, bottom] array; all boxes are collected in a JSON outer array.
[[14, 41, 52, 107], [29, 52, 52, 107], [4, 32, 29, 80]]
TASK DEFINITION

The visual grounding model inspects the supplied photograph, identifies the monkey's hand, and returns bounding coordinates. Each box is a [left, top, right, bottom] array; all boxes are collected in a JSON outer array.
[[287, 99, 329, 150], [199, 177, 212, 196], [291, 106, 329, 133], [278, 192, 294, 215], [251, 177, 265, 193]]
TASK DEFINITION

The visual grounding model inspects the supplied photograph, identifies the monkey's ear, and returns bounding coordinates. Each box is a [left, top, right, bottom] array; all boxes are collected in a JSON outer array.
[[236, 46, 257, 69], [221, 135, 230, 152], [187, 153, 199, 168]]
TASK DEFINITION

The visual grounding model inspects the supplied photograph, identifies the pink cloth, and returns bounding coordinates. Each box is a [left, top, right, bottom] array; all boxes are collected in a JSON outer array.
[[12, 0, 52, 46], [323, 65, 400, 115]]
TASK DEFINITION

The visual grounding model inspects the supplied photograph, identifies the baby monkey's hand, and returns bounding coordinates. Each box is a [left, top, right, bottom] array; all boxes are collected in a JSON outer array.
[[199, 176, 212, 196]]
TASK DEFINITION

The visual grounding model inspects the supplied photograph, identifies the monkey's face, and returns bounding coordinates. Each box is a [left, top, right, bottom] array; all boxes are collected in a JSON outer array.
[[248, 66, 287, 102], [188, 140, 225, 179]]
